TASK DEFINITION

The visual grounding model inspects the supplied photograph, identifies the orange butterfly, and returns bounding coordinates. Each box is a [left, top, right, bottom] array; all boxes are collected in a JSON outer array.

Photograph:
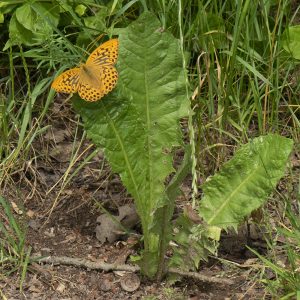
[[51, 39, 118, 102]]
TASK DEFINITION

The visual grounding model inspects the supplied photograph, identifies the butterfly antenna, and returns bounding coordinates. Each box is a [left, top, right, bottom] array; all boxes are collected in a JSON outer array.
[[86, 34, 106, 53]]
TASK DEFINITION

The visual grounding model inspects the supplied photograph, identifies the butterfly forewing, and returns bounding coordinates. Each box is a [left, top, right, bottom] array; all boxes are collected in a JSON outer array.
[[51, 68, 80, 93], [86, 39, 118, 66]]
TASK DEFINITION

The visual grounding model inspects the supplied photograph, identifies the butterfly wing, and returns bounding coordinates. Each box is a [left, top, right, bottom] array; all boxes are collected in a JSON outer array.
[[99, 65, 118, 94], [78, 84, 105, 102], [78, 65, 118, 102], [86, 39, 118, 66], [51, 68, 80, 93]]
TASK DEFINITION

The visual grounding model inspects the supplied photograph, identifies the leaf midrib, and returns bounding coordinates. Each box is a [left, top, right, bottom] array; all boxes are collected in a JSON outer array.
[[104, 104, 142, 204], [144, 58, 154, 212], [207, 164, 261, 225]]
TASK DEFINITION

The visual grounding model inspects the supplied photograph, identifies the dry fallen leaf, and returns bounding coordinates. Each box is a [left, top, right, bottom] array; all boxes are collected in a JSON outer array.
[[95, 204, 139, 244], [44, 128, 68, 143], [49, 142, 78, 162]]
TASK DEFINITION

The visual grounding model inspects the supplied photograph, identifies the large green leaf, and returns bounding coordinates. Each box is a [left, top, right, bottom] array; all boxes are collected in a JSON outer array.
[[73, 12, 189, 277], [199, 134, 293, 229], [117, 12, 188, 227]]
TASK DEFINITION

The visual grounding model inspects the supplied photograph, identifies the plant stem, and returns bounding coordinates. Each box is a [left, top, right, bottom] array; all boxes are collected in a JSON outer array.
[[155, 205, 169, 281]]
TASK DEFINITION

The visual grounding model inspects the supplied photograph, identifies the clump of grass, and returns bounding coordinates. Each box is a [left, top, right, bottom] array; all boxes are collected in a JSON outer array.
[[0, 196, 31, 291], [252, 202, 300, 299]]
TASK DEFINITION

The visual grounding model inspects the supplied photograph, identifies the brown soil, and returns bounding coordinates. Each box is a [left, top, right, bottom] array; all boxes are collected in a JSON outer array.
[[1, 99, 268, 300]]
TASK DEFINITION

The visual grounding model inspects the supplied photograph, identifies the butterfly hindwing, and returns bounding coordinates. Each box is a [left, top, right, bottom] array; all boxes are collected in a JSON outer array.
[[51, 68, 80, 93], [86, 39, 119, 66], [78, 83, 105, 102]]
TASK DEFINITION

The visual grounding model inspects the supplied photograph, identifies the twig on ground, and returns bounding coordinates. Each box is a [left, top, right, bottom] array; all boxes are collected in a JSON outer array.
[[168, 267, 233, 285], [32, 255, 139, 272], [31, 255, 234, 285]]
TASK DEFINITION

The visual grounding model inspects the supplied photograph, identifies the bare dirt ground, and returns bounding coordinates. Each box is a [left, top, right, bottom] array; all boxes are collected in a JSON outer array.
[[1, 99, 269, 299]]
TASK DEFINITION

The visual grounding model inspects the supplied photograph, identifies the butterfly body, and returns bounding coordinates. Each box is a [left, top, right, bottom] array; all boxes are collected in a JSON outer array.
[[51, 39, 118, 102], [80, 64, 102, 88]]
